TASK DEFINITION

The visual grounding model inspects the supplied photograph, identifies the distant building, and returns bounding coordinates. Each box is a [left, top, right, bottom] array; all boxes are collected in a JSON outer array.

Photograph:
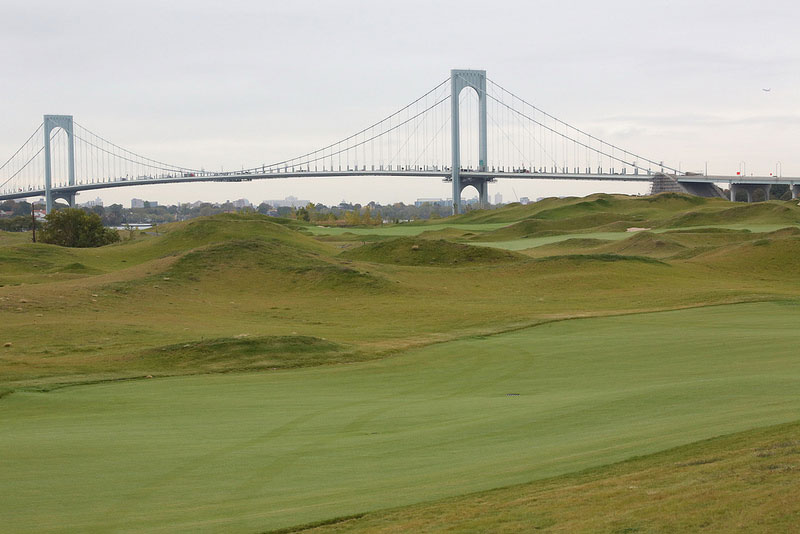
[[79, 197, 104, 208], [414, 198, 452, 208], [519, 197, 530, 205], [131, 198, 157, 208], [231, 198, 252, 209], [262, 195, 310, 208], [493, 192, 503, 205]]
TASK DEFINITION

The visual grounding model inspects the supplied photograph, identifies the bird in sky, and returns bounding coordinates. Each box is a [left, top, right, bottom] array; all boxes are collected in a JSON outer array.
[[762, 88, 772, 92]]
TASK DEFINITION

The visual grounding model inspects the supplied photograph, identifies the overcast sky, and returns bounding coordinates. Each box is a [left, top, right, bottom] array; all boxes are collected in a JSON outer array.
[[2, 0, 799, 207]]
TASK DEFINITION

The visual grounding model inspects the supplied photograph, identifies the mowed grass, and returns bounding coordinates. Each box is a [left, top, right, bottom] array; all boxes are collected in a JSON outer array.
[[302, 421, 800, 533], [3, 302, 800, 533]]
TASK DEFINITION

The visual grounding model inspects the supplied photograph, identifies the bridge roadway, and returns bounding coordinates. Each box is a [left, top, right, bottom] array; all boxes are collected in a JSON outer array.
[[2, 169, 799, 203]]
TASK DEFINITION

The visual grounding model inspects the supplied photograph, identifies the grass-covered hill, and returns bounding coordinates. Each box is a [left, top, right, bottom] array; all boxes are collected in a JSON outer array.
[[0, 212, 333, 286], [462, 194, 800, 242], [340, 236, 522, 266]]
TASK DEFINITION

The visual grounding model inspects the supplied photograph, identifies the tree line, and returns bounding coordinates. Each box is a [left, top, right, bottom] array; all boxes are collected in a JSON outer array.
[[1, 198, 457, 230]]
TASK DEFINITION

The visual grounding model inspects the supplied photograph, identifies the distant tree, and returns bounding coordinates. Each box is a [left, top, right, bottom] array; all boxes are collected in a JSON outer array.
[[362, 206, 381, 226], [0, 200, 33, 217], [276, 206, 293, 218], [0, 215, 40, 232], [102, 204, 124, 227], [344, 208, 362, 226], [39, 208, 120, 247]]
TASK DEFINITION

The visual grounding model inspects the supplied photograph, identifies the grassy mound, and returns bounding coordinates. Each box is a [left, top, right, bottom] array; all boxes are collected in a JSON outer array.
[[467, 194, 723, 242], [446, 197, 585, 224], [0, 213, 336, 286], [663, 226, 750, 234], [534, 253, 666, 266], [153, 212, 331, 255], [449, 193, 715, 226], [527, 237, 612, 254], [535, 237, 612, 249], [138, 335, 351, 372], [416, 227, 480, 240], [340, 237, 523, 266], [689, 235, 800, 274], [474, 213, 635, 241], [166, 239, 387, 290], [765, 226, 800, 238], [0, 243, 79, 274], [666, 202, 800, 228], [600, 231, 687, 258]]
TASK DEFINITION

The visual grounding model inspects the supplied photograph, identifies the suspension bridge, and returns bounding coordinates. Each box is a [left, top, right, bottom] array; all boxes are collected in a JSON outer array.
[[2, 69, 798, 214]]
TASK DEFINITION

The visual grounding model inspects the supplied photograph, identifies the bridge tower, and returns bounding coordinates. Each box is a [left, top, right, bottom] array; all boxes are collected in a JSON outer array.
[[43, 114, 76, 213], [451, 69, 489, 214]]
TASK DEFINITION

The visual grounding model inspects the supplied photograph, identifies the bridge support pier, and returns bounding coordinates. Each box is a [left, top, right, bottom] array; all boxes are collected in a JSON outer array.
[[43, 115, 76, 214], [451, 69, 487, 214], [729, 183, 771, 203], [459, 177, 492, 210], [53, 192, 76, 209], [791, 185, 799, 200]]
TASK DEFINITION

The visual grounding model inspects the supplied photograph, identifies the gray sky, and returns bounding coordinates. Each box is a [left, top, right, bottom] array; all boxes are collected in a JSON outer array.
[[3, 0, 799, 207]]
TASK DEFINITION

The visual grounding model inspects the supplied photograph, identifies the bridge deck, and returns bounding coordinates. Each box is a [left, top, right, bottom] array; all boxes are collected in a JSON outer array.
[[2, 170, 798, 203]]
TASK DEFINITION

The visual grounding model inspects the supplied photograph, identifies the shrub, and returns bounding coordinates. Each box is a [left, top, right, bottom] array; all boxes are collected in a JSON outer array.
[[39, 208, 120, 247]]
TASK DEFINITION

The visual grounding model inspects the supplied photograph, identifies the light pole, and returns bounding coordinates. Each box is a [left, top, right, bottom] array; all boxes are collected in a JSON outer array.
[[776, 161, 782, 178]]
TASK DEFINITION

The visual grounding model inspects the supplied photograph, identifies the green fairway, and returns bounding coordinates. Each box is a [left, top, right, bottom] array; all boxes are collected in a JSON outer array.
[[3, 301, 800, 533]]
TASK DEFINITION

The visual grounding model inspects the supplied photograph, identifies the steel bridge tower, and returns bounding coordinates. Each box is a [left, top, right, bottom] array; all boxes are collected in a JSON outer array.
[[450, 69, 489, 215], [43, 114, 76, 213]]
